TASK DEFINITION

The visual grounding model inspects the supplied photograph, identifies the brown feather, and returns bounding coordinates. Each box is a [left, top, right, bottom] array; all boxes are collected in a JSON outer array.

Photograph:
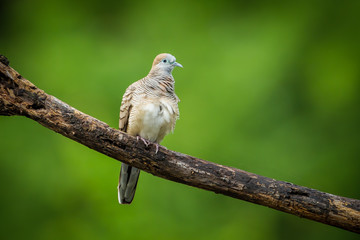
[[118, 53, 180, 204]]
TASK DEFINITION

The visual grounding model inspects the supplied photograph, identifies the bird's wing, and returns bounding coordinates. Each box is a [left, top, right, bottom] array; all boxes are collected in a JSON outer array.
[[119, 84, 135, 132], [118, 82, 140, 204]]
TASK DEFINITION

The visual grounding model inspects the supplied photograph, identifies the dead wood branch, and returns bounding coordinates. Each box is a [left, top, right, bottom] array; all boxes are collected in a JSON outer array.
[[0, 55, 359, 233]]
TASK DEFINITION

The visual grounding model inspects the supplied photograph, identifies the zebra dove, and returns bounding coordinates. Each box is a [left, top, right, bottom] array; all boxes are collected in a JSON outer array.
[[117, 53, 182, 204]]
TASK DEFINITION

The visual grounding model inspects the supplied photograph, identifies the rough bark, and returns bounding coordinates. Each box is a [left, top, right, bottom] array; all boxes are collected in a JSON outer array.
[[0, 56, 359, 233]]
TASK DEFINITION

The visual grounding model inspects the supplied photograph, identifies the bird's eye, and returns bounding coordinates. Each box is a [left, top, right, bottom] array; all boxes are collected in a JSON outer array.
[[163, 59, 167, 63]]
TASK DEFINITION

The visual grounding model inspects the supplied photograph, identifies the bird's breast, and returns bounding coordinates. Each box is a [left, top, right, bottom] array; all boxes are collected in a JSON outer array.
[[128, 98, 178, 143]]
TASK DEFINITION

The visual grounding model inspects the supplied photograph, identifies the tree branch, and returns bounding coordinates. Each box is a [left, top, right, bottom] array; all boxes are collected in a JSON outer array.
[[0, 55, 359, 233]]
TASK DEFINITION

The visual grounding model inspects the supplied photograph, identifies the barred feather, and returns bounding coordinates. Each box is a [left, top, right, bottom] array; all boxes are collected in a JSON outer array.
[[117, 53, 181, 204]]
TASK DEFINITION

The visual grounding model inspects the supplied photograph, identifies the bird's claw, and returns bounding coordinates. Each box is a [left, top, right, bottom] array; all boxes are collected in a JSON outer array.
[[155, 143, 159, 154], [136, 136, 162, 154], [136, 136, 150, 147]]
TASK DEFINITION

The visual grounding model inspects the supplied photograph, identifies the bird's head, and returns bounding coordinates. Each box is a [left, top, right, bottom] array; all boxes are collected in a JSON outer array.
[[150, 53, 183, 76]]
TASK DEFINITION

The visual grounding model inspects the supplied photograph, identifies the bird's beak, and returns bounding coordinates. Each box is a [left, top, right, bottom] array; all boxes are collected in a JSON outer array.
[[173, 62, 183, 68]]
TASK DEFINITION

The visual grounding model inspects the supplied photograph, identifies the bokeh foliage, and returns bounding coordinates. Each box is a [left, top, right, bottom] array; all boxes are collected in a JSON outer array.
[[1, 0, 359, 239]]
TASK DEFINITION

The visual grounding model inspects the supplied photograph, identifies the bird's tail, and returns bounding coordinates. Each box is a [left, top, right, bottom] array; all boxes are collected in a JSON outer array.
[[117, 163, 140, 204]]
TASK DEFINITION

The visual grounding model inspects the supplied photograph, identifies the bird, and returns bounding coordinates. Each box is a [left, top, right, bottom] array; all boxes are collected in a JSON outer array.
[[117, 53, 182, 204]]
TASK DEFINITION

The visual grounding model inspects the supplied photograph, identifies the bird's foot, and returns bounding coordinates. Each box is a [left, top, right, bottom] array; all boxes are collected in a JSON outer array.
[[154, 144, 167, 154], [155, 143, 159, 154], [136, 136, 150, 147], [136, 136, 164, 154]]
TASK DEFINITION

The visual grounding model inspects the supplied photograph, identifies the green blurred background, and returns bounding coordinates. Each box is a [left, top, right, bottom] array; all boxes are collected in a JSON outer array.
[[1, 0, 359, 239]]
